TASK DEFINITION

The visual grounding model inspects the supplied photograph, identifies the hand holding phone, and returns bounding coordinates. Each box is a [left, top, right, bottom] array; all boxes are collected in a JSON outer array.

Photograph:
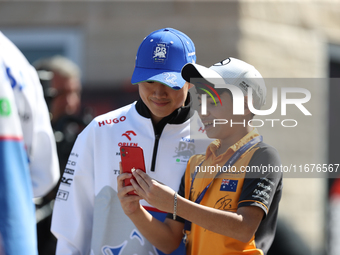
[[120, 146, 146, 195]]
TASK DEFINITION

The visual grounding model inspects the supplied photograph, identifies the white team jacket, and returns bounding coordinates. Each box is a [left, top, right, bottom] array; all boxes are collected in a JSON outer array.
[[51, 100, 211, 255], [0, 32, 59, 198]]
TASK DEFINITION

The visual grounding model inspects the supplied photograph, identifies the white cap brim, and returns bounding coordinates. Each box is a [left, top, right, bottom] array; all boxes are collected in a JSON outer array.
[[181, 63, 224, 85]]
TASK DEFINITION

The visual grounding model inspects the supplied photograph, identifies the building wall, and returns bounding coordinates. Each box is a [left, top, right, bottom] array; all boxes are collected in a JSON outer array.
[[239, 2, 340, 253], [0, 2, 240, 87]]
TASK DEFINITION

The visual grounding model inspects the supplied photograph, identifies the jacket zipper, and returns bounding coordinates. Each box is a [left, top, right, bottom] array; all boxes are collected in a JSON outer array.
[[150, 134, 160, 172]]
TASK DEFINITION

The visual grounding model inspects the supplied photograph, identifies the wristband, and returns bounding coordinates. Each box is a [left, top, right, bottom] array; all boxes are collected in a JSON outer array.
[[173, 192, 177, 220]]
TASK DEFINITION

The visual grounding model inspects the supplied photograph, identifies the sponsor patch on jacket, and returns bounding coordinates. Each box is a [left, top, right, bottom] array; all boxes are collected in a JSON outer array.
[[173, 141, 195, 164]]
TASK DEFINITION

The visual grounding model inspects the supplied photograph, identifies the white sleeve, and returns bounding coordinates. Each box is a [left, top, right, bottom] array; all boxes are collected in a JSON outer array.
[[26, 65, 60, 197], [51, 123, 95, 255], [1, 35, 60, 197], [56, 237, 81, 255]]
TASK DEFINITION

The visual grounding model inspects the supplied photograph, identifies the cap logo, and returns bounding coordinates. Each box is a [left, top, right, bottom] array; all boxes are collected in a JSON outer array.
[[153, 43, 169, 64], [197, 83, 223, 107], [214, 58, 231, 66], [163, 72, 178, 86], [239, 81, 250, 91]]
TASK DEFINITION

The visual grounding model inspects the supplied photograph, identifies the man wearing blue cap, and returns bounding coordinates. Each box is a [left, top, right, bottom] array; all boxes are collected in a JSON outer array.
[[51, 28, 211, 255]]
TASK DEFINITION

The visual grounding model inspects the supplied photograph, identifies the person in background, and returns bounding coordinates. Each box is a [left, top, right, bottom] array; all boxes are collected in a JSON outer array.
[[51, 27, 212, 255], [34, 56, 91, 171], [33, 56, 92, 254], [118, 57, 283, 255], [0, 32, 59, 254]]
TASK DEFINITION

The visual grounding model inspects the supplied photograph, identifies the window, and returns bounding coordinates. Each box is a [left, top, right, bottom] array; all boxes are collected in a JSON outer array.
[[1, 27, 83, 73]]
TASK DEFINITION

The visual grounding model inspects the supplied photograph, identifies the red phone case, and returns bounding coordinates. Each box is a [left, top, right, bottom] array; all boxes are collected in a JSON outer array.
[[120, 146, 146, 195]]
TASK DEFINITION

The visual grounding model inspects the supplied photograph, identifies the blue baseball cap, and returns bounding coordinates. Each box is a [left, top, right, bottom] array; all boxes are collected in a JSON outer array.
[[131, 28, 196, 90]]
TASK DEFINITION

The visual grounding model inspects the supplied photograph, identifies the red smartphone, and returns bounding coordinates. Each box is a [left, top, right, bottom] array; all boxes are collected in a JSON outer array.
[[120, 146, 146, 195]]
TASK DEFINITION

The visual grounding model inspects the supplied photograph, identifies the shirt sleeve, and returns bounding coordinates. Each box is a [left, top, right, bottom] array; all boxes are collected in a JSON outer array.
[[25, 65, 60, 197], [1, 36, 60, 197], [0, 60, 38, 255], [238, 143, 283, 216], [51, 122, 96, 255]]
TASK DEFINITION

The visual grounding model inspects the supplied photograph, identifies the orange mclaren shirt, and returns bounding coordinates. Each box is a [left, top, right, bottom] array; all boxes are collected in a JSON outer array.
[[175, 129, 283, 255]]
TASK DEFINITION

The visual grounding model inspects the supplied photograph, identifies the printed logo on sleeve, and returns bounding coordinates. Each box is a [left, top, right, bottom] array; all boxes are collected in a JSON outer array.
[[61, 177, 73, 186], [0, 98, 11, 116], [56, 190, 69, 201], [64, 168, 75, 175]]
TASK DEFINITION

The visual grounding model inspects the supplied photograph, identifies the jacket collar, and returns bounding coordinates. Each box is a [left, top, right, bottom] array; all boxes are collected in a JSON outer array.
[[206, 128, 260, 159]]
